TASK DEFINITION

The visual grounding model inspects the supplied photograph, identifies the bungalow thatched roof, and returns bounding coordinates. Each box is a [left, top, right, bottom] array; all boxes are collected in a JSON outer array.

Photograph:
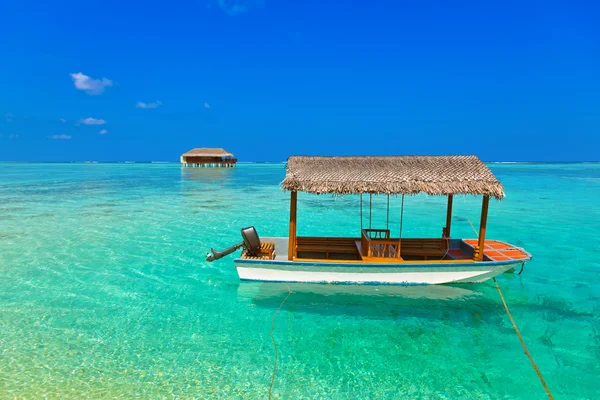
[[181, 148, 234, 158], [282, 155, 505, 199]]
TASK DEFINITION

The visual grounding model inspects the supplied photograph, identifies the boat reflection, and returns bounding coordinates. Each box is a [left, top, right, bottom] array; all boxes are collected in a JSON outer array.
[[237, 282, 494, 321]]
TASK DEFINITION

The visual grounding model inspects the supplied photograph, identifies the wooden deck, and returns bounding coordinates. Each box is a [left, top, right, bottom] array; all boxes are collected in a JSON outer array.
[[462, 239, 529, 262], [237, 237, 529, 264], [241, 242, 276, 260], [236, 237, 528, 264]]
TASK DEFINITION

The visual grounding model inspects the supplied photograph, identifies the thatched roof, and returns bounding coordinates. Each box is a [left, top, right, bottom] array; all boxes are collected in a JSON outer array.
[[282, 155, 505, 199], [182, 148, 234, 157]]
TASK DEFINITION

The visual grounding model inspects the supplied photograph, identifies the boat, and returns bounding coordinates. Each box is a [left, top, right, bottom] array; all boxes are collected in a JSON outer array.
[[206, 155, 531, 285]]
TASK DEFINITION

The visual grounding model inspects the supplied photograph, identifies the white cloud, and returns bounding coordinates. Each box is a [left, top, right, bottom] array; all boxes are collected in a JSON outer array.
[[50, 134, 71, 140], [70, 72, 113, 95], [99, 129, 108, 135], [59, 118, 67, 123], [218, 0, 264, 15], [79, 117, 106, 125], [136, 100, 162, 109], [203, 102, 211, 109]]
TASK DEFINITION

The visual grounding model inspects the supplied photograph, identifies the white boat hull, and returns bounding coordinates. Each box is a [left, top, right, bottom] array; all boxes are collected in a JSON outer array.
[[235, 263, 519, 285], [236, 265, 516, 285]]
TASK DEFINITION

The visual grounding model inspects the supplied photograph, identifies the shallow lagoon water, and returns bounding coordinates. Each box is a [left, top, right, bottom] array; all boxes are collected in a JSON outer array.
[[0, 163, 599, 399]]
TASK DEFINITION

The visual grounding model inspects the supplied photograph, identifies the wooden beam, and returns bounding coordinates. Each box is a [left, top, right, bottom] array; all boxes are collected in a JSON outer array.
[[288, 191, 297, 260], [476, 195, 490, 261], [444, 195, 453, 238]]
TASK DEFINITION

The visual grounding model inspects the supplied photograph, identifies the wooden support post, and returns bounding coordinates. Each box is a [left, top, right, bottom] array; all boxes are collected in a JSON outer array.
[[288, 191, 297, 260], [475, 195, 490, 261], [369, 194, 372, 230], [444, 195, 453, 238], [399, 194, 405, 259]]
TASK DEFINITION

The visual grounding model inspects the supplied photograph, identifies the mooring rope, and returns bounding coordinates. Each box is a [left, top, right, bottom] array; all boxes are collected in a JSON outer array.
[[493, 278, 554, 399], [467, 218, 479, 237], [442, 235, 451, 260], [268, 287, 292, 399], [467, 218, 550, 397]]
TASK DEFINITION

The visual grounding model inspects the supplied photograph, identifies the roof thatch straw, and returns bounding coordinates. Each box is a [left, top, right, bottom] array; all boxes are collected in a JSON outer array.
[[182, 148, 234, 157], [282, 155, 505, 199]]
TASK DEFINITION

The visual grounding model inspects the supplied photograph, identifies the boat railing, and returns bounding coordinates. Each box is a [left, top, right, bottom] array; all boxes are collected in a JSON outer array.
[[361, 228, 390, 239], [369, 239, 402, 258], [361, 229, 401, 259]]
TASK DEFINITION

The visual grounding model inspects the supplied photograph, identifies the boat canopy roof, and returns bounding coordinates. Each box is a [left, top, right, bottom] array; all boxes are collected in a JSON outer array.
[[282, 155, 505, 199]]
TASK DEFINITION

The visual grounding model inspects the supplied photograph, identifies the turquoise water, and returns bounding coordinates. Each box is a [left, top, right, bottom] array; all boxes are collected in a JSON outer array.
[[0, 163, 599, 399]]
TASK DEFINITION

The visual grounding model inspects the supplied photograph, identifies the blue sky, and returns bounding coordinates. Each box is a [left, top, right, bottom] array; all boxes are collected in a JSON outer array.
[[0, 0, 598, 162]]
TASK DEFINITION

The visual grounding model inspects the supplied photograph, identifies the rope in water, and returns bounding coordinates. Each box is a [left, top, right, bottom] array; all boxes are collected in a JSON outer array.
[[493, 278, 554, 399], [268, 288, 292, 400], [467, 218, 551, 397]]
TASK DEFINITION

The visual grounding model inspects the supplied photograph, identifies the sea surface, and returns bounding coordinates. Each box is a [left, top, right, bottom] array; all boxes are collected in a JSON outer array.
[[0, 162, 598, 399]]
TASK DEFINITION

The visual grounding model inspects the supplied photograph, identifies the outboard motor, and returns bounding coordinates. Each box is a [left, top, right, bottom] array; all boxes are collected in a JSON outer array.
[[206, 226, 262, 262]]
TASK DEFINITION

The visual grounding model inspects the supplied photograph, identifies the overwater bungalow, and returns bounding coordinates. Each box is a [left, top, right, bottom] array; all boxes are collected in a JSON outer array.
[[180, 148, 237, 167], [207, 155, 531, 285]]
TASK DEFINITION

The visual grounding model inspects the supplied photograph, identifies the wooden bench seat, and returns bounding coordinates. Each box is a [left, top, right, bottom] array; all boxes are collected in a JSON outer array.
[[296, 237, 360, 259], [294, 237, 451, 261], [298, 245, 358, 253], [298, 237, 356, 243], [400, 239, 447, 259]]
